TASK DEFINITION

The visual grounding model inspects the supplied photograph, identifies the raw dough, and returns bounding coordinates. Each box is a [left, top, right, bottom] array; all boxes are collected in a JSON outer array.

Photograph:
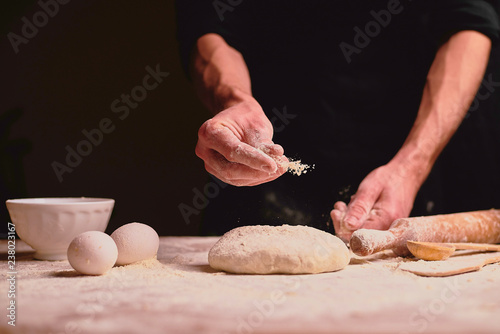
[[398, 251, 500, 277], [208, 225, 350, 274]]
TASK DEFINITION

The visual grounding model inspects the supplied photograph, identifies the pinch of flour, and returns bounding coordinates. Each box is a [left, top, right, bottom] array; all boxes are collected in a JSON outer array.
[[256, 146, 314, 176], [281, 159, 314, 176]]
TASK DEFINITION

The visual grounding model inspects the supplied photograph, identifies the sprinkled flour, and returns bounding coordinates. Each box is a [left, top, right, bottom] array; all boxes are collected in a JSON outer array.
[[3, 238, 500, 334], [282, 159, 314, 176], [257, 146, 314, 176]]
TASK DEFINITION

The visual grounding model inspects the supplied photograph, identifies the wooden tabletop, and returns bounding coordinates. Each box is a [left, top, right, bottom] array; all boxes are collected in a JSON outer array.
[[1, 237, 499, 334]]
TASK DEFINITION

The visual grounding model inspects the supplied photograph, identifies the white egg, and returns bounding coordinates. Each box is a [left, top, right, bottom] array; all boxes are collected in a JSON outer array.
[[67, 231, 118, 275], [111, 222, 159, 266]]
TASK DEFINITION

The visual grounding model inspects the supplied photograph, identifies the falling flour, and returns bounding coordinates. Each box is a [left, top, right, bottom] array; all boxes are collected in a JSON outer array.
[[256, 146, 314, 176], [282, 159, 314, 176]]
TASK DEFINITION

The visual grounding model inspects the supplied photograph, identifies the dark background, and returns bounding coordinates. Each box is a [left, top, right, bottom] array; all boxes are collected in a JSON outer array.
[[1, 0, 208, 236], [1, 1, 499, 236]]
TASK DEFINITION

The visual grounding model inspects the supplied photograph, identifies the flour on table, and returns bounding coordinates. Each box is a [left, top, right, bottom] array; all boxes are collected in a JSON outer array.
[[208, 225, 350, 274]]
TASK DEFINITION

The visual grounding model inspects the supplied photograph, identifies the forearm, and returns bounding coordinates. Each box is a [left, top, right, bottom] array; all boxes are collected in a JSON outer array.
[[191, 35, 286, 185], [191, 33, 254, 114], [389, 30, 491, 186]]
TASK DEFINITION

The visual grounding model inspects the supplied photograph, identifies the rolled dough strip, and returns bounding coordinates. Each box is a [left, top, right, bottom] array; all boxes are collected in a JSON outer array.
[[350, 209, 500, 256], [398, 252, 500, 277]]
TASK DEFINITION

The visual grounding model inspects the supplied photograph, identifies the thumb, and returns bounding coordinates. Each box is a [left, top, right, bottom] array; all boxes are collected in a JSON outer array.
[[343, 190, 379, 230]]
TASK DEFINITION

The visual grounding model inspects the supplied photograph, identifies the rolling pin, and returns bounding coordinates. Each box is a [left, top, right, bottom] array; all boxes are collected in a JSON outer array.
[[350, 209, 500, 256]]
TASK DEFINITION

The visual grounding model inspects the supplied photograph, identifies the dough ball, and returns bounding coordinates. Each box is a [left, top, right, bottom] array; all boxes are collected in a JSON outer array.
[[67, 231, 118, 275], [111, 222, 159, 266], [208, 225, 350, 274]]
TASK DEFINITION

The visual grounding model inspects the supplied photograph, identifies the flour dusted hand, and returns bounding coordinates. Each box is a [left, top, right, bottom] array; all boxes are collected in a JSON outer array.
[[196, 99, 288, 186], [208, 225, 350, 274]]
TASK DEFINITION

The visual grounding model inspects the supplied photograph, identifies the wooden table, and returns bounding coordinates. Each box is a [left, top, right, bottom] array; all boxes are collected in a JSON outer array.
[[1, 237, 499, 334]]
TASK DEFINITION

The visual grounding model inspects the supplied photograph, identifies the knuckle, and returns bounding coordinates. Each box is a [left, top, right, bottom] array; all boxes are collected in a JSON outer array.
[[227, 146, 240, 161], [199, 119, 220, 139], [387, 209, 404, 223], [349, 204, 369, 218], [333, 201, 347, 210], [194, 144, 204, 159], [337, 231, 351, 243], [197, 119, 210, 138], [385, 209, 398, 221]]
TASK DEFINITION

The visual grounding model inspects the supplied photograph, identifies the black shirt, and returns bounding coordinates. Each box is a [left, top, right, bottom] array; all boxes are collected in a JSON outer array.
[[176, 0, 500, 235]]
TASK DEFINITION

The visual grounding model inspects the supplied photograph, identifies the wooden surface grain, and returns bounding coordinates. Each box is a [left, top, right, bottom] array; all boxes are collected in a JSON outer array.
[[1, 237, 499, 334]]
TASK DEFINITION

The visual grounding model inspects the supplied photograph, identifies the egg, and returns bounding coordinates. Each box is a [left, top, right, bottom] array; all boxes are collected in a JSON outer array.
[[111, 222, 159, 266], [67, 231, 118, 275]]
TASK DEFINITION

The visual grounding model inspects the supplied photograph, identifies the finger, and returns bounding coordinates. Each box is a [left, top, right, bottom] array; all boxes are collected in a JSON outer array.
[[361, 209, 390, 231], [206, 171, 285, 187], [361, 206, 399, 231], [202, 122, 278, 173], [268, 154, 290, 172], [197, 143, 267, 178], [258, 143, 284, 157], [333, 201, 347, 212], [343, 188, 380, 230], [331, 206, 353, 242], [331, 209, 342, 225], [337, 230, 353, 243], [331, 209, 343, 233], [204, 158, 278, 184], [204, 150, 285, 185], [225, 166, 287, 186], [331, 202, 347, 232]]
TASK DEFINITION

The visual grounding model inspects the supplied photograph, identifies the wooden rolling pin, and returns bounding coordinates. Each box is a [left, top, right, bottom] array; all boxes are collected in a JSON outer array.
[[350, 209, 500, 256]]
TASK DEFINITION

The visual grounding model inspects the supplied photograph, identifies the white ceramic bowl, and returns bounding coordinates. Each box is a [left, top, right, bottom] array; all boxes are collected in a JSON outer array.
[[6, 197, 115, 260]]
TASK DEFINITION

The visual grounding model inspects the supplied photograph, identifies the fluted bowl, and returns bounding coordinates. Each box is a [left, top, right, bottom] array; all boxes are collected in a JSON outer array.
[[6, 197, 114, 260]]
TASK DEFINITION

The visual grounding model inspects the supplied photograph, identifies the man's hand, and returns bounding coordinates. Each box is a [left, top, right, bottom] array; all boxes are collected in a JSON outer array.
[[331, 31, 491, 241], [191, 34, 288, 186], [196, 98, 288, 186], [331, 162, 420, 241]]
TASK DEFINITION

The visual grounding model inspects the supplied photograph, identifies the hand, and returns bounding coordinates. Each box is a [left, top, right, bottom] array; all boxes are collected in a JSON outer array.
[[195, 98, 288, 186], [331, 162, 421, 241]]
